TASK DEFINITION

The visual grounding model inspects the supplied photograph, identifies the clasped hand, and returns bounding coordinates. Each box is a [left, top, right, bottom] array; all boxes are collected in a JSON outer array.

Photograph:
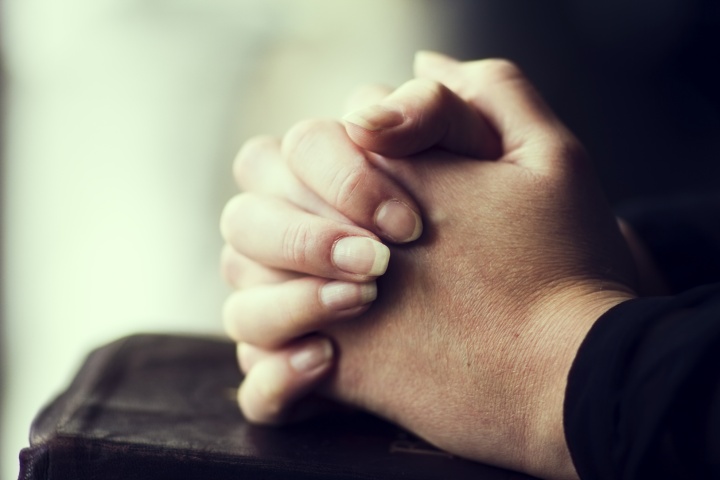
[[219, 52, 638, 480]]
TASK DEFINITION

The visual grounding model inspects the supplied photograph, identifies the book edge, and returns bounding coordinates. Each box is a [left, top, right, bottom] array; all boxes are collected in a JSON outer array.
[[28, 335, 135, 444]]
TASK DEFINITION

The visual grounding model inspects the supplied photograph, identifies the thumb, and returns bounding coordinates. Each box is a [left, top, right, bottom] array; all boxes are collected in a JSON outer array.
[[342, 55, 502, 159], [416, 52, 574, 168]]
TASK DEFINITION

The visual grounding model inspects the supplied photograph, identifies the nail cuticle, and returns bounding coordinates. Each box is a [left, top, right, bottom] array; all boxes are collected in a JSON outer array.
[[375, 200, 423, 243]]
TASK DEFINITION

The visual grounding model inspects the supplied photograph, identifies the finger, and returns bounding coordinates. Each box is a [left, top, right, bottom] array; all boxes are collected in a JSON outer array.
[[238, 336, 334, 425], [414, 51, 578, 169], [412, 50, 459, 80], [223, 276, 376, 347], [343, 77, 502, 159], [238, 342, 350, 422], [343, 83, 393, 114], [238, 342, 271, 374], [221, 243, 298, 289], [233, 135, 349, 223], [221, 193, 390, 280], [283, 119, 423, 243]]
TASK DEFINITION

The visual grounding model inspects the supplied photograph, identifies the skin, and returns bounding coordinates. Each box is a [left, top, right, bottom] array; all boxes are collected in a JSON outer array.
[[220, 53, 642, 480]]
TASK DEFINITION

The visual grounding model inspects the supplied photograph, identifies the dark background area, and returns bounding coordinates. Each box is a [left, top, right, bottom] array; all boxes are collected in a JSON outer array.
[[450, 0, 720, 206]]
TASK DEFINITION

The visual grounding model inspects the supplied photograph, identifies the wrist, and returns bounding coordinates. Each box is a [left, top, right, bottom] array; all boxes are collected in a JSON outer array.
[[521, 285, 636, 479]]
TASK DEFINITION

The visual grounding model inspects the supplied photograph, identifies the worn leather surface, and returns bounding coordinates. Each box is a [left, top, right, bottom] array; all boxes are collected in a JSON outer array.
[[19, 334, 535, 479]]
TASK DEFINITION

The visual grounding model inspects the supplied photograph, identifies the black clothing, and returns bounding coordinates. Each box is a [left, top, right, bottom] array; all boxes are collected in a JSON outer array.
[[565, 286, 720, 479], [564, 196, 720, 479]]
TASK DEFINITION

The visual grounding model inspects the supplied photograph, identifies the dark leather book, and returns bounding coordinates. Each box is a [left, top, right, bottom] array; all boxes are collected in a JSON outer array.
[[18, 334, 537, 479]]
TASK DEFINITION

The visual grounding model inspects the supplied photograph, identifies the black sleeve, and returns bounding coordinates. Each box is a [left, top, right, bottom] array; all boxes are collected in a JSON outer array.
[[618, 193, 720, 293], [564, 284, 720, 480]]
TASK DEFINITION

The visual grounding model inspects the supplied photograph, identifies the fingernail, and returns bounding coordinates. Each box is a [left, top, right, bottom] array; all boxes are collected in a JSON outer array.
[[375, 200, 423, 243], [343, 105, 404, 132], [332, 237, 390, 276], [320, 281, 377, 311], [289, 339, 333, 373]]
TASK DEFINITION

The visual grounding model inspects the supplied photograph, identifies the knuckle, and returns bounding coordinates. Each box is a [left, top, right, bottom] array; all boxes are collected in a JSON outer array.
[[219, 193, 254, 242], [277, 307, 309, 345], [471, 58, 524, 84], [550, 136, 590, 174], [222, 294, 242, 341], [400, 79, 454, 122], [246, 360, 290, 424], [220, 244, 239, 286], [237, 343, 257, 374], [482, 58, 522, 76], [413, 78, 451, 105], [557, 135, 587, 162], [237, 345, 250, 374], [281, 220, 312, 270], [541, 130, 584, 160], [282, 118, 339, 167], [528, 130, 590, 177], [223, 291, 267, 345], [240, 381, 284, 425], [233, 135, 278, 188], [329, 164, 367, 211]]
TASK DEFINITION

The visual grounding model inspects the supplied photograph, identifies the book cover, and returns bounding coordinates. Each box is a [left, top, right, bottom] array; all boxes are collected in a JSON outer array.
[[19, 334, 537, 479]]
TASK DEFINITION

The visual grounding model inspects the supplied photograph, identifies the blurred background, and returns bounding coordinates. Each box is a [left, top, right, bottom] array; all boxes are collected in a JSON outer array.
[[1, 1, 718, 478]]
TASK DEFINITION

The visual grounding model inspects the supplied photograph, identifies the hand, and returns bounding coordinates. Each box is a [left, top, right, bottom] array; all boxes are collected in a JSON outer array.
[[220, 52, 506, 423], [221, 53, 639, 479]]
